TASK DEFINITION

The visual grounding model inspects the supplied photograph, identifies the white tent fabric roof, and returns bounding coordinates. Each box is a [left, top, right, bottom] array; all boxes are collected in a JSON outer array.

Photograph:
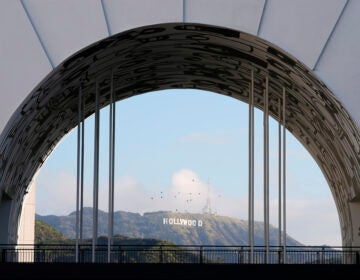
[[0, 0, 359, 132]]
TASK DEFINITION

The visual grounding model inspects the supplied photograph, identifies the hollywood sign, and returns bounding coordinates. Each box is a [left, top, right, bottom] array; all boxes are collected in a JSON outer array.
[[163, 217, 203, 227]]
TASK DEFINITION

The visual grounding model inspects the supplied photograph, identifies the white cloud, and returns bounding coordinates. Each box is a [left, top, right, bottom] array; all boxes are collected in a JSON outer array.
[[105, 176, 152, 213], [109, 169, 214, 215], [36, 170, 76, 215]]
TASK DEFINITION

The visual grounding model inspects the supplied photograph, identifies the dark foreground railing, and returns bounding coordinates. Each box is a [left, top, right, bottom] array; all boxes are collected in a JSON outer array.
[[1, 245, 360, 265]]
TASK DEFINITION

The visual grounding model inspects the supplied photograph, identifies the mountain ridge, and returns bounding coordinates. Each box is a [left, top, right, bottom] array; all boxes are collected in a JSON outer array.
[[36, 207, 303, 246]]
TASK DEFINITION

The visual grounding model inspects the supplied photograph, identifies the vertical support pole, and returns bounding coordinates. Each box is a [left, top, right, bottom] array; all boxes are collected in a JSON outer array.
[[108, 70, 116, 263], [92, 80, 100, 263], [264, 75, 269, 263], [278, 98, 282, 250], [278, 98, 282, 264], [80, 93, 85, 243], [282, 86, 287, 263], [248, 69, 255, 263], [75, 87, 82, 263]]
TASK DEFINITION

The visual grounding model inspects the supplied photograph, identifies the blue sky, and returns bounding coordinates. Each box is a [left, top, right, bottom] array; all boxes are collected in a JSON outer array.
[[35, 88, 341, 246]]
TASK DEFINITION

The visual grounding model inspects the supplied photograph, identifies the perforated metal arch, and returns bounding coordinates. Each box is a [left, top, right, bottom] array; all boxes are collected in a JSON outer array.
[[0, 23, 359, 245]]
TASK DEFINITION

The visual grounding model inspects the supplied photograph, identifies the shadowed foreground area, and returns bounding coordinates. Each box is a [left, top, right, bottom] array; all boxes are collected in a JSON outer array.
[[1, 263, 360, 279]]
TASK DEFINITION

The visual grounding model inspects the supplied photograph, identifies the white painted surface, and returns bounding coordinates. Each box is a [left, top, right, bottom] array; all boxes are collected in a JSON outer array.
[[185, 0, 265, 34], [17, 180, 36, 246], [22, 0, 109, 66], [103, 0, 183, 35], [0, 0, 51, 132], [315, 0, 360, 127], [259, 0, 347, 69], [1, 0, 359, 131]]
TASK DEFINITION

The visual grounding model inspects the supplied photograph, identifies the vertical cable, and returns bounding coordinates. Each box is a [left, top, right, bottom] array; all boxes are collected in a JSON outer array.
[[107, 74, 112, 263], [80, 93, 85, 243], [111, 77, 116, 259], [248, 69, 255, 263], [111, 75, 116, 262], [92, 81, 100, 263], [282, 87, 287, 263], [75, 87, 82, 263], [108, 70, 115, 263], [264, 75, 269, 263], [278, 98, 282, 249]]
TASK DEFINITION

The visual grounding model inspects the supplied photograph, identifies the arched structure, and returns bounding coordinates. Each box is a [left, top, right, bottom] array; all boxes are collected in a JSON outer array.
[[0, 23, 359, 246]]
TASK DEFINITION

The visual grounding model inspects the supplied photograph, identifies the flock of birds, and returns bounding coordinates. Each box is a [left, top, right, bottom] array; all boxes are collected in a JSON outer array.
[[150, 190, 203, 203], [148, 178, 221, 213]]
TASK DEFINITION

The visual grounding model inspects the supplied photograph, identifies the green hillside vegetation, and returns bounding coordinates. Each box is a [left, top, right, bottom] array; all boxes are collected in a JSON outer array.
[[36, 208, 303, 246], [34, 220, 338, 264], [99, 235, 176, 246], [35, 219, 178, 246], [34, 220, 200, 263], [35, 220, 69, 244]]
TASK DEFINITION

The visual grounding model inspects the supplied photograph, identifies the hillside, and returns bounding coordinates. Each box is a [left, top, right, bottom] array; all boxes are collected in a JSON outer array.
[[35, 219, 178, 246], [36, 208, 303, 246], [35, 220, 69, 244], [34, 220, 199, 263], [35, 219, 177, 246]]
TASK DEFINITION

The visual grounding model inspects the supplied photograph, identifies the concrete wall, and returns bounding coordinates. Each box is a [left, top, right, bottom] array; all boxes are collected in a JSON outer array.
[[17, 180, 36, 245]]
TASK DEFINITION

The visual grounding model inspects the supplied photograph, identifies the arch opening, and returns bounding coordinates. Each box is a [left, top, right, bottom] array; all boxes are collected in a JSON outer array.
[[0, 23, 359, 246], [34, 88, 341, 247]]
